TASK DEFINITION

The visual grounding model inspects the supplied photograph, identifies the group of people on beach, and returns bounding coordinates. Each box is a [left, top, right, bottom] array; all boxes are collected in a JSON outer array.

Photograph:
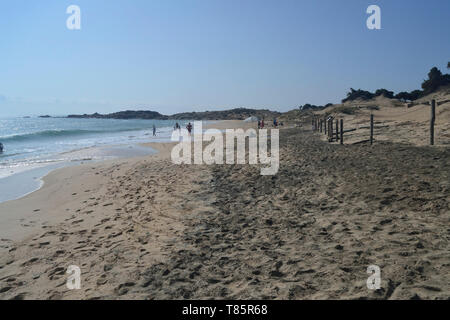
[[173, 122, 193, 135], [257, 118, 283, 129], [274, 118, 284, 127], [154, 122, 193, 136]]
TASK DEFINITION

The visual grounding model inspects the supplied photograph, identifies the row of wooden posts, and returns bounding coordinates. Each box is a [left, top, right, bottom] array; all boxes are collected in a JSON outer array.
[[311, 99, 437, 146], [311, 116, 352, 145]]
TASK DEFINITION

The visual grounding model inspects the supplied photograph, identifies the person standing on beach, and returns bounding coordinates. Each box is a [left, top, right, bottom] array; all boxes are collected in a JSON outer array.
[[257, 120, 261, 129], [153, 124, 156, 136], [261, 119, 265, 129], [0, 142, 3, 153], [186, 122, 193, 135]]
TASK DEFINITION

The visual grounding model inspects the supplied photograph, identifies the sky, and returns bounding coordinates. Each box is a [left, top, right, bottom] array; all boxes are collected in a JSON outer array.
[[0, 0, 449, 116]]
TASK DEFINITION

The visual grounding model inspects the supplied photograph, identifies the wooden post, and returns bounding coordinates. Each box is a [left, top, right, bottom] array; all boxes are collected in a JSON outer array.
[[430, 99, 435, 145], [330, 119, 333, 141], [370, 114, 374, 145], [327, 119, 330, 140], [340, 119, 343, 145], [335, 119, 339, 141]]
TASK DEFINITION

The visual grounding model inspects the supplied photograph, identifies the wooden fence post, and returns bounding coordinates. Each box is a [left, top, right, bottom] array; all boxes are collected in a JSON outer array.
[[430, 99, 435, 145], [327, 119, 331, 140], [330, 119, 333, 141], [335, 119, 339, 141], [340, 119, 343, 145], [370, 114, 374, 145]]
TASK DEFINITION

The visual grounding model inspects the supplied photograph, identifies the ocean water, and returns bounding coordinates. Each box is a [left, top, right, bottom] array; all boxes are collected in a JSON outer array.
[[0, 117, 188, 202]]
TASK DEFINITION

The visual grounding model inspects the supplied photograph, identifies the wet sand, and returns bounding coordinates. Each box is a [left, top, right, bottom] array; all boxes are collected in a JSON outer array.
[[0, 144, 158, 203]]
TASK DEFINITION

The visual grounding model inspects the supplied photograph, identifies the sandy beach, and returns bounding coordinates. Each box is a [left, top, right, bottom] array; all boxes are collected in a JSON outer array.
[[0, 118, 449, 300]]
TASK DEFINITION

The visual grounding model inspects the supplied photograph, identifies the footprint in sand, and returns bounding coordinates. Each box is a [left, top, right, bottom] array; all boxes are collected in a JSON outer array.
[[21, 257, 39, 267], [39, 241, 50, 248], [71, 219, 84, 225]]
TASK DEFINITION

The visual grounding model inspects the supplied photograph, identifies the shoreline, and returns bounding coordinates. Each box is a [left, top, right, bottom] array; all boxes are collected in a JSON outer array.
[[0, 143, 159, 204], [0, 119, 237, 203]]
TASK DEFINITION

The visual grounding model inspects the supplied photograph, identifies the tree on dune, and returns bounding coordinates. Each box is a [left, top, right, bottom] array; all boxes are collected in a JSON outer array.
[[375, 89, 394, 99], [421, 67, 450, 94], [395, 91, 411, 101], [409, 90, 423, 101], [341, 88, 375, 103]]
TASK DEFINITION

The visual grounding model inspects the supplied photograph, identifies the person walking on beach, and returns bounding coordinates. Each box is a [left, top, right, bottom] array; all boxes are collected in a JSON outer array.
[[257, 120, 261, 129], [0, 142, 3, 153], [261, 119, 265, 129], [153, 124, 156, 136], [186, 122, 193, 135]]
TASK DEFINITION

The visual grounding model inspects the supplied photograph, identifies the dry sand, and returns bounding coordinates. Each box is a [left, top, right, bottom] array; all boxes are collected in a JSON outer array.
[[0, 119, 449, 300]]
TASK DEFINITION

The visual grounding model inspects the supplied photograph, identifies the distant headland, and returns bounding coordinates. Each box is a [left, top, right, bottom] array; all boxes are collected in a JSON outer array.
[[67, 108, 282, 121]]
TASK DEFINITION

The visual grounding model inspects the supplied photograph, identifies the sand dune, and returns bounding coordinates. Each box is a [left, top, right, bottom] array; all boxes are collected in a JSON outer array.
[[311, 88, 450, 147]]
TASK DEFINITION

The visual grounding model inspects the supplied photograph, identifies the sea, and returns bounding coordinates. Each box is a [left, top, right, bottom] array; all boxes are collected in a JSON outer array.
[[0, 117, 189, 202]]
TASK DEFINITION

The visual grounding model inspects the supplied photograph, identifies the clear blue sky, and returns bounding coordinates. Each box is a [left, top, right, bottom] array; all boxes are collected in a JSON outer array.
[[0, 0, 449, 116]]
